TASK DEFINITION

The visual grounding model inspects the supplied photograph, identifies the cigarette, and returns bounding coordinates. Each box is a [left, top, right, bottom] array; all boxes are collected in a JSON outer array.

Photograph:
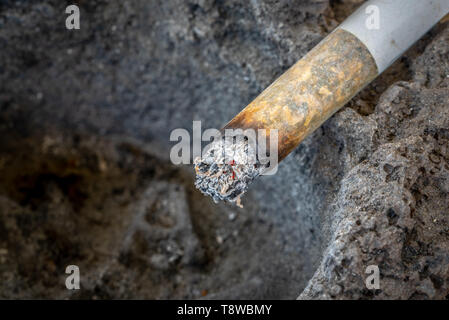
[[194, 0, 449, 206]]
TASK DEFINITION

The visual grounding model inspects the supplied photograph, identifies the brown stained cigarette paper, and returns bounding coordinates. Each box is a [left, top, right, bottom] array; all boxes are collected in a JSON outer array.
[[224, 29, 379, 161]]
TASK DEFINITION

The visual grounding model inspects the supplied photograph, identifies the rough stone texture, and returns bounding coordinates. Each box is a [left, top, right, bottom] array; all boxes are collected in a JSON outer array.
[[0, 0, 448, 299], [300, 25, 449, 299]]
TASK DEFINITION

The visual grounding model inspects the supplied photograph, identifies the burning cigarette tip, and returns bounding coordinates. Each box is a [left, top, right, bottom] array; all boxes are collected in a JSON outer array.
[[194, 136, 265, 207]]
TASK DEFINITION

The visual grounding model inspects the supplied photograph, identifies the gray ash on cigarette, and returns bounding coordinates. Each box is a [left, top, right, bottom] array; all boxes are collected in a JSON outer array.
[[194, 136, 266, 207]]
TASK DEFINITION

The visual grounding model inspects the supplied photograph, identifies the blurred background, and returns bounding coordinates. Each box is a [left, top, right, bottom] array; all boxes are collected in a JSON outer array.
[[1, 0, 448, 299]]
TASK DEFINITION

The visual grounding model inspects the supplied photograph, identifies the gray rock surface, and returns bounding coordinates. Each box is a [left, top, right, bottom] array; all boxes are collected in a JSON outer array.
[[300, 22, 449, 299], [0, 0, 448, 299]]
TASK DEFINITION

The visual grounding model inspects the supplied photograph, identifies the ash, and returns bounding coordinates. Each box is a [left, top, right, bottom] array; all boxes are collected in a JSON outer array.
[[194, 136, 265, 207]]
